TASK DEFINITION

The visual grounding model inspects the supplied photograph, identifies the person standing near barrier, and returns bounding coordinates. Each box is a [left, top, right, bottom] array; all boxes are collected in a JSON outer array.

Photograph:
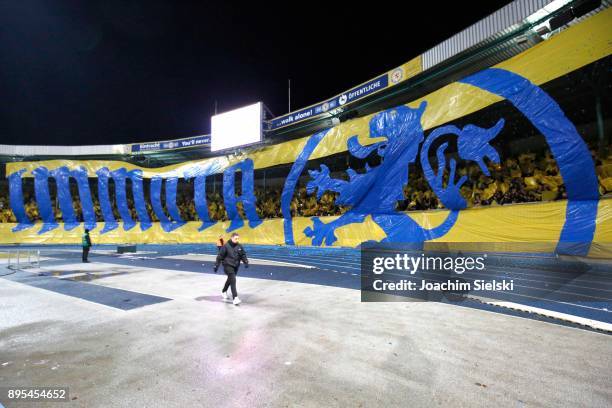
[[82, 228, 92, 263], [214, 232, 249, 305]]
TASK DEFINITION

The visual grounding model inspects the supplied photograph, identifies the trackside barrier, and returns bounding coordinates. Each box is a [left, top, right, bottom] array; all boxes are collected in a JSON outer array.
[[4, 249, 41, 269]]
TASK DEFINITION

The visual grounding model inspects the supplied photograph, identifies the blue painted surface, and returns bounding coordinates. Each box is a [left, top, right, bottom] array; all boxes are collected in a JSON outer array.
[[4, 243, 608, 328], [2, 269, 171, 310]]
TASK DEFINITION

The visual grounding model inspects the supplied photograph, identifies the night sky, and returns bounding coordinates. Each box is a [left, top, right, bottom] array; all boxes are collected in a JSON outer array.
[[0, 1, 512, 146]]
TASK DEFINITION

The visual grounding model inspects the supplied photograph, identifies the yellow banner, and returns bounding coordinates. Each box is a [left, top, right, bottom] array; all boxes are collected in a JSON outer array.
[[1, 199, 611, 258]]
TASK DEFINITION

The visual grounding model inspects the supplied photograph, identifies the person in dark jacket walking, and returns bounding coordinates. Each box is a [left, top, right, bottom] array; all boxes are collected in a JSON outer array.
[[214, 232, 249, 305], [82, 228, 92, 263]]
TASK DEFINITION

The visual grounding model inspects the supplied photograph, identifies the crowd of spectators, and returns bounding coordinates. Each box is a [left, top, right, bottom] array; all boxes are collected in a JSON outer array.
[[1, 148, 611, 224], [398, 151, 571, 211]]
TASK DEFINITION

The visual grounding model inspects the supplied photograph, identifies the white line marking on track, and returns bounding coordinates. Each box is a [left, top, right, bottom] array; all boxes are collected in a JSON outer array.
[[475, 299, 612, 332]]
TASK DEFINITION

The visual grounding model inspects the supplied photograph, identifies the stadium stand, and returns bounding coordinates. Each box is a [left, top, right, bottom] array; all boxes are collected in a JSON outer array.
[[0, 0, 609, 256]]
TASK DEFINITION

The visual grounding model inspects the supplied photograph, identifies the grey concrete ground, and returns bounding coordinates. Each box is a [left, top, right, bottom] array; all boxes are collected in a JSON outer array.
[[1, 261, 611, 407]]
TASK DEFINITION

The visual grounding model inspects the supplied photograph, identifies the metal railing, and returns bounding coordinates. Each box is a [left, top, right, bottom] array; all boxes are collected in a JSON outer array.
[[4, 249, 41, 269]]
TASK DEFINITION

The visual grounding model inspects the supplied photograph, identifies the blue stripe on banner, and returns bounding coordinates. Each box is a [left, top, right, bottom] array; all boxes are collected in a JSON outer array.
[[32, 166, 59, 234], [8, 169, 34, 232], [281, 129, 330, 245], [460, 68, 599, 256], [96, 168, 118, 234]]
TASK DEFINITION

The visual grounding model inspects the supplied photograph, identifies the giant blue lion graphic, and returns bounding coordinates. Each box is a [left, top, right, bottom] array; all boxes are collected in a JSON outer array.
[[281, 68, 599, 256], [301, 102, 505, 246]]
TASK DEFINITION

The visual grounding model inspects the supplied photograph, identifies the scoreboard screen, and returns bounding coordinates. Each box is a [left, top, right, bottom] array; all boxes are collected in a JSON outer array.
[[211, 102, 263, 152]]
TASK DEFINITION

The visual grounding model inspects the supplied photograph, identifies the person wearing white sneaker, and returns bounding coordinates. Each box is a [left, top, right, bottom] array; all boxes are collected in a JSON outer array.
[[214, 233, 249, 305]]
